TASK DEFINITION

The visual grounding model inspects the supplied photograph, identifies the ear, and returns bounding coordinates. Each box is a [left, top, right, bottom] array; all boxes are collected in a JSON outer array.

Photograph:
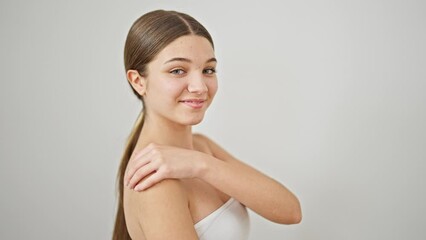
[[127, 70, 147, 96]]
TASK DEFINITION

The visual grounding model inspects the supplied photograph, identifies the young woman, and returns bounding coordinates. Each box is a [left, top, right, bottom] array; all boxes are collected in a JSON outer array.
[[113, 9, 302, 240]]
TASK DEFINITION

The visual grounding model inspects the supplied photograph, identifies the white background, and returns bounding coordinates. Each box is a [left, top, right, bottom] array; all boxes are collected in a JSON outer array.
[[1, 0, 425, 239]]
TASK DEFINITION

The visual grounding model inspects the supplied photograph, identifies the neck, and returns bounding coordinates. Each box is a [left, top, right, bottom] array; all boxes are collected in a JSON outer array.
[[135, 112, 194, 151]]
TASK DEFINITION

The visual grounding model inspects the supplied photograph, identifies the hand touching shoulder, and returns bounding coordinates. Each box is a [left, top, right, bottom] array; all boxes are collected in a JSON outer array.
[[133, 179, 198, 240]]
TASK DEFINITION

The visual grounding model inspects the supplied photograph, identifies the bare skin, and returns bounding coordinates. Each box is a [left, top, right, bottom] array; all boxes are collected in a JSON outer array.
[[124, 134, 230, 240], [123, 35, 302, 239]]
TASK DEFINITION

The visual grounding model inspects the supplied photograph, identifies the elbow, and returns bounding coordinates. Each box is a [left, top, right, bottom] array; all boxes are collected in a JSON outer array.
[[287, 200, 302, 224], [276, 210, 302, 225], [272, 202, 302, 225], [289, 210, 302, 224], [286, 196, 302, 224]]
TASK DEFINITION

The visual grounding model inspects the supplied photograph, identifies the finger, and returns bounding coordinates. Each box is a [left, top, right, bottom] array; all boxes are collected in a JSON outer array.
[[124, 148, 155, 185], [128, 162, 159, 189], [127, 143, 155, 167], [134, 171, 164, 192]]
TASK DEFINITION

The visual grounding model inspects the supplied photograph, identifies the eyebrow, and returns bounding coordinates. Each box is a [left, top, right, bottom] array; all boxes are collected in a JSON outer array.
[[164, 57, 217, 64]]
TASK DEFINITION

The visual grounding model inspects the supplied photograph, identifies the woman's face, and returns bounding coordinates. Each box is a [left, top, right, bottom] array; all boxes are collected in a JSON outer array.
[[142, 35, 218, 126]]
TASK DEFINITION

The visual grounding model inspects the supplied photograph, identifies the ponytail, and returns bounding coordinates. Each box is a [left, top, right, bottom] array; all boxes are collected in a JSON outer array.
[[112, 110, 145, 240]]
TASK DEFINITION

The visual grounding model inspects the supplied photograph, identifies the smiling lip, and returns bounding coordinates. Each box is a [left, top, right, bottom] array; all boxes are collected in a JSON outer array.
[[179, 99, 206, 109]]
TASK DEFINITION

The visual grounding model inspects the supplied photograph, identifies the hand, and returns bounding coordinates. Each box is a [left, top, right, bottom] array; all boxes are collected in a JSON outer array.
[[124, 143, 206, 191]]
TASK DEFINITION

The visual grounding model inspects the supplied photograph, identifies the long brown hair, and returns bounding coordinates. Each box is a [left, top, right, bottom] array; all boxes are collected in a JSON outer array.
[[113, 10, 214, 239]]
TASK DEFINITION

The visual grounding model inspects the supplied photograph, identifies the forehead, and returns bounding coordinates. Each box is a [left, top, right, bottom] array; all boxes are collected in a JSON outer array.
[[153, 35, 215, 63]]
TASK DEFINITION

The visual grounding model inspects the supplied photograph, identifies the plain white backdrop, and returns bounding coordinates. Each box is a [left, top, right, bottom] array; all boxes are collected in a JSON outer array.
[[1, 0, 425, 239]]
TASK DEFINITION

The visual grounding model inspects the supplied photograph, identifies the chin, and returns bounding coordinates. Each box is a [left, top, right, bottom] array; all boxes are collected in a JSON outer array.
[[180, 115, 205, 126], [186, 118, 204, 126]]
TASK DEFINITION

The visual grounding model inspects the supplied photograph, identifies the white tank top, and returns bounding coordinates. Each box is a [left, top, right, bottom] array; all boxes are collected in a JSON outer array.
[[194, 198, 250, 240]]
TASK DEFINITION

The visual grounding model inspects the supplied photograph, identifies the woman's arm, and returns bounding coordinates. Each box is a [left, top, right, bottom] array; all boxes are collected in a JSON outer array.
[[124, 134, 302, 225], [132, 179, 199, 239], [195, 133, 302, 224]]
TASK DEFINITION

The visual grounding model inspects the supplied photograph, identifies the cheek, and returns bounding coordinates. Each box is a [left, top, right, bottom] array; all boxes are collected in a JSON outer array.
[[162, 80, 187, 100], [207, 79, 218, 98], [150, 75, 185, 94], [145, 78, 184, 107]]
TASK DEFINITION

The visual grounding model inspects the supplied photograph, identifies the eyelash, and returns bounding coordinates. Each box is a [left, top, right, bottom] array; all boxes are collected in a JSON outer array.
[[203, 68, 216, 74], [170, 69, 185, 75], [169, 68, 217, 75]]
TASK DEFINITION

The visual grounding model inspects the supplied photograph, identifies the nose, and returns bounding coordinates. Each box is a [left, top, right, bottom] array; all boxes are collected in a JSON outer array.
[[187, 73, 208, 94]]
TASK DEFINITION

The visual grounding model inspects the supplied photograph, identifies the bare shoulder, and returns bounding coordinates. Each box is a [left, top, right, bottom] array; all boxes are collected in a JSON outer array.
[[135, 178, 187, 201], [128, 179, 198, 239], [192, 132, 214, 148], [192, 132, 209, 144], [192, 133, 239, 164], [125, 179, 188, 217], [192, 133, 213, 154]]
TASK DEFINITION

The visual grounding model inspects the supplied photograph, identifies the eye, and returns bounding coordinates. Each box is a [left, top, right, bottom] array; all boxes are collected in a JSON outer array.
[[170, 69, 186, 75], [203, 68, 216, 75]]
